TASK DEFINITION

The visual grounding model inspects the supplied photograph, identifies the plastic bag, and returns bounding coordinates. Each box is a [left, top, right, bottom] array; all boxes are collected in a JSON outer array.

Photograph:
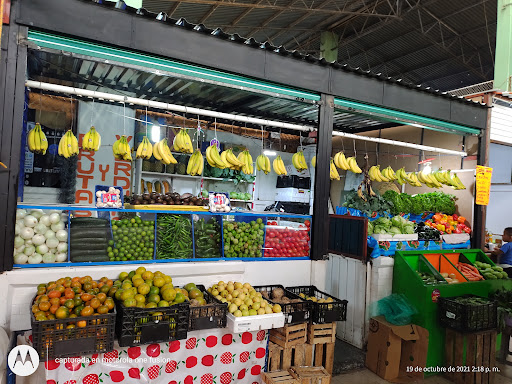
[[370, 294, 418, 325]]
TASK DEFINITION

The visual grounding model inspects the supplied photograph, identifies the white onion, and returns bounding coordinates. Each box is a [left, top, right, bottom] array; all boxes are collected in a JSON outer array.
[[28, 254, 43, 264], [20, 227, 34, 240], [61, 213, 68, 222], [16, 245, 25, 253], [42, 253, 56, 263], [16, 209, 27, 220], [56, 230, 68, 242], [44, 229, 55, 239], [15, 223, 20, 235], [57, 242, 68, 253], [14, 236, 24, 248], [46, 237, 59, 249], [14, 254, 29, 264], [23, 215, 37, 228], [34, 223, 48, 235], [49, 248, 57, 254], [32, 234, 46, 246], [51, 222, 65, 232], [23, 245, 35, 256], [55, 253, 68, 262], [39, 215, 51, 227], [36, 244, 49, 255], [30, 210, 44, 219], [49, 213, 61, 224]]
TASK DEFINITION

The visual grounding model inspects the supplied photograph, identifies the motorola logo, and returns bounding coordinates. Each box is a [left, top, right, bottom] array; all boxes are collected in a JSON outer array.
[[8, 345, 40, 376]]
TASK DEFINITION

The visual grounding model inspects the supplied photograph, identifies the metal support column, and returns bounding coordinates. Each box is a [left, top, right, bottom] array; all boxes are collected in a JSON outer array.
[[0, 15, 27, 271], [494, 0, 512, 91], [473, 92, 493, 250], [311, 94, 334, 260]]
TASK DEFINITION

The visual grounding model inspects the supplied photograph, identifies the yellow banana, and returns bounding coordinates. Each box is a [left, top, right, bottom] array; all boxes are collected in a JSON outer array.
[[347, 157, 362, 173], [330, 159, 340, 180], [338, 152, 350, 170], [311, 155, 316, 168]]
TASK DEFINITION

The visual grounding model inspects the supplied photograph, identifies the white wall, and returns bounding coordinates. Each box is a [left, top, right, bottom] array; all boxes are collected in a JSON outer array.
[[0, 260, 313, 332], [490, 102, 512, 145]]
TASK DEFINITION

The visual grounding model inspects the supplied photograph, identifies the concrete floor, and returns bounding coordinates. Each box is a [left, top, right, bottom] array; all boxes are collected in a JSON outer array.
[[332, 367, 512, 384]]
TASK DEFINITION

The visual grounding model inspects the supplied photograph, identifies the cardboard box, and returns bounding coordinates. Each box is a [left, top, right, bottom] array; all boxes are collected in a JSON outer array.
[[366, 316, 429, 383]]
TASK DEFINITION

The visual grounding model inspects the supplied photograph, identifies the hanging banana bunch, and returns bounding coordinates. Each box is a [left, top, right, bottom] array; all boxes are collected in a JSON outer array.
[[292, 150, 308, 172], [256, 154, 271, 174], [186, 149, 204, 176], [311, 155, 316, 168], [238, 150, 254, 175], [112, 135, 132, 161], [206, 144, 227, 169], [333, 152, 350, 170], [221, 149, 243, 170], [272, 155, 287, 176], [330, 159, 340, 180], [346, 156, 362, 173], [58, 130, 79, 158], [135, 136, 153, 160], [432, 168, 466, 190], [173, 129, 194, 154], [154, 139, 177, 165], [27, 123, 49, 155], [82, 126, 101, 152]]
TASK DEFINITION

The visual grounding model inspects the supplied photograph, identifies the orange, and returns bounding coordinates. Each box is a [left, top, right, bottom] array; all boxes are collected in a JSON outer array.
[[40, 295, 49, 302], [71, 276, 80, 282], [59, 297, 67, 305], [108, 287, 117, 298], [32, 304, 40, 313], [56, 278, 65, 285], [105, 298, 115, 310], [83, 282, 93, 292], [91, 281, 98, 289], [77, 320, 87, 328], [73, 297, 83, 307], [100, 285, 110, 294], [55, 306, 69, 319], [105, 280, 113, 287], [97, 305, 109, 314], [81, 293, 92, 302], [90, 298, 101, 309], [66, 324, 75, 329], [64, 299, 75, 309], [37, 287, 46, 296], [46, 283, 57, 291], [50, 297, 60, 306], [50, 304, 59, 314], [56, 285, 65, 294], [80, 306, 94, 317], [48, 290, 61, 299], [38, 301, 51, 312], [72, 286, 82, 294], [97, 293, 107, 303], [47, 314, 55, 320], [73, 305, 84, 316]]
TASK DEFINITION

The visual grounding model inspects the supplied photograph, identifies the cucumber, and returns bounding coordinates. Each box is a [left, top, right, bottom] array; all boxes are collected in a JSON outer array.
[[70, 237, 109, 245], [71, 218, 109, 227], [71, 243, 109, 251], [70, 228, 111, 239], [71, 254, 109, 262]]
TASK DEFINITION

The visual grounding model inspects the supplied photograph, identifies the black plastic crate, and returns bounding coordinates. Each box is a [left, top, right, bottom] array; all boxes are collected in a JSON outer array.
[[438, 294, 497, 332], [31, 297, 116, 360], [286, 285, 347, 324], [188, 285, 227, 330], [115, 301, 189, 347], [253, 285, 311, 324]]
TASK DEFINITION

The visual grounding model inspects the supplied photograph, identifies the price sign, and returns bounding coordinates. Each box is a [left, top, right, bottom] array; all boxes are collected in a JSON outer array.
[[101, 193, 119, 204], [210, 138, 220, 150], [475, 165, 492, 206]]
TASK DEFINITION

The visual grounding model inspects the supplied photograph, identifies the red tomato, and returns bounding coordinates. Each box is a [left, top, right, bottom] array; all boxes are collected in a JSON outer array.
[[304, 220, 310, 227]]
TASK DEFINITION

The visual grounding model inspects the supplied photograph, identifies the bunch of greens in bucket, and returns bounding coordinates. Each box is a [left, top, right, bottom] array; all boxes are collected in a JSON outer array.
[[368, 216, 416, 236], [342, 190, 393, 216], [383, 190, 456, 215], [490, 288, 512, 331]]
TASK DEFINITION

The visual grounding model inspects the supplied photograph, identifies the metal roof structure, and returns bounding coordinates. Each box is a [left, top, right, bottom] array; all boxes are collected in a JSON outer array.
[[142, 0, 496, 92]]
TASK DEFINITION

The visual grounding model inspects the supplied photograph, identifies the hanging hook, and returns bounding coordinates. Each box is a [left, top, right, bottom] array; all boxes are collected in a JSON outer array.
[[145, 107, 149, 137]]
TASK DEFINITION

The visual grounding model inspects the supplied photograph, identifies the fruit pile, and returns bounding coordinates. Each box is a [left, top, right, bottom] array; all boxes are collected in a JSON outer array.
[[32, 276, 115, 322], [130, 192, 208, 206], [426, 213, 471, 234], [264, 220, 310, 257], [111, 216, 155, 261], [298, 292, 334, 304], [182, 283, 207, 307], [114, 267, 184, 308], [223, 219, 265, 258], [473, 261, 508, 280], [208, 281, 282, 317]]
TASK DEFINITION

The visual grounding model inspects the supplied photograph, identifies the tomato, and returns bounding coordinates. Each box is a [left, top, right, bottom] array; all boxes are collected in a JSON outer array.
[[304, 220, 310, 227]]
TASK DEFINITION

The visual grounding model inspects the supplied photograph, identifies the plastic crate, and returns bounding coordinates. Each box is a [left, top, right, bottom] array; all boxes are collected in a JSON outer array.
[[438, 294, 497, 332], [95, 185, 124, 209], [253, 285, 311, 324], [31, 296, 116, 360], [286, 285, 347, 324], [188, 285, 227, 330], [115, 301, 189, 347]]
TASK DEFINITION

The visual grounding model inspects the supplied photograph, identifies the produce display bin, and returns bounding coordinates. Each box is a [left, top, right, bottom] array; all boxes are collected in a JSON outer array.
[[286, 285, 347, 323], [264, 216, 311, 258], [156, 213, 193, 259], [222, 214, 266, 258], [192, 214, 222, 259], [188, 284, 227, 331], [31, 296, 116, 360], [393, 249, 512, 375], [253, 284, 311, 324], [438, 294, 497, 332], [115, 301, 189, 347]]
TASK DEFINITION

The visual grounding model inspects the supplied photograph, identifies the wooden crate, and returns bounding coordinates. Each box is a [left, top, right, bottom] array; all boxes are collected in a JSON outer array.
[[313, 342, 335, 374], [270, 323, 307, 348], [267, 342, 313, 371], [289, 366, 331, 384], [445, 328, 497, 384], [307, 322, 336, 345], [261, 371, 299, 384]]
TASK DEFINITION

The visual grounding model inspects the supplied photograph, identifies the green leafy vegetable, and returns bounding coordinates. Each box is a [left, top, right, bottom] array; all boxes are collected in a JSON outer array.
[[342, 190, 393, 216]]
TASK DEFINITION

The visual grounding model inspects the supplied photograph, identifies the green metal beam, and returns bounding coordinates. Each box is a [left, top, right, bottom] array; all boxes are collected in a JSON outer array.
[[494, 0, 512, 91], [334, 98, 481, 135], [27, 30, 320, 101]]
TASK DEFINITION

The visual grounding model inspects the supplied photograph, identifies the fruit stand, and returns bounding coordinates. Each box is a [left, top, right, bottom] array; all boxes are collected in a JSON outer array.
[[392, 249, 512, 371]]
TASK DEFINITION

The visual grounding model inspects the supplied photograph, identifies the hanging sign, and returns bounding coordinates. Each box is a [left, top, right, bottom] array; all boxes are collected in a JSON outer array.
[[475, 165, 493, 206], [210, 138, 220, 150]]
